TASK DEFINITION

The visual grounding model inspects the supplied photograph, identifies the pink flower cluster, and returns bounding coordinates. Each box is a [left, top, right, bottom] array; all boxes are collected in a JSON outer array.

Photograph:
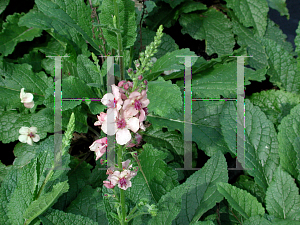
[[103, 159, 138, 190], [94, 81, 149, 146]]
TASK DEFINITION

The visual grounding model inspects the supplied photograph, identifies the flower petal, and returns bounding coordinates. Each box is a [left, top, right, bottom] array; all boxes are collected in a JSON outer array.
[[18, 134, 28, 143], [32, 134, 40, 142], [24, 101, 34, 108], [22, 93, 34, 103], [116, 128, 131, 145], [27, 137, 33, 146], [19, 127, 29, 134], [127, 117, 139, 133]]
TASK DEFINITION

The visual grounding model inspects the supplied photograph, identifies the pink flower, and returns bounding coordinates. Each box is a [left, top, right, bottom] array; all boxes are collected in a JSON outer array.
[[123, 90, 149, 121], [126, 133, 142, 148], [101, 109, 139, 145], [101, 84, 123, 119], [20, 88, 34, 108], [94, 112, 107, 126], [103, 180, 115, 189], [89, 137, 108, 161]]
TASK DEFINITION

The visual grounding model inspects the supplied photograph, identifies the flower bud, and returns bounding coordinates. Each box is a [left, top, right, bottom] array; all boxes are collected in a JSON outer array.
[[138, 75, 143, 80], [127, 68, 132, 73], [118, 80, 126, 87], [134, 70, 136, 74], [144, 80, 148, 85], [124, 83, 129, 90]]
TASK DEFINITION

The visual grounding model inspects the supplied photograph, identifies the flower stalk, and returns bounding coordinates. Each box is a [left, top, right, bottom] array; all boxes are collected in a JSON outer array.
[[118, 145, 127, 225]]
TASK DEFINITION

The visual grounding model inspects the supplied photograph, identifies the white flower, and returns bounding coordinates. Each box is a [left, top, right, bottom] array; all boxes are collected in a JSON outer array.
[[18, 127, 40, 145], [20, 88, 34, 108]]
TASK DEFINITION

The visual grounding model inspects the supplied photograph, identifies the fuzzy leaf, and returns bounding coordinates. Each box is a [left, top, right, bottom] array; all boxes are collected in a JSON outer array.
[[99, 0, 137, 49], [23, 181, 69, 225], [249, 90, 300, 126], [217, 182, 265, 219], [243, 215, 272, 225], [161, 0, 184, 8], [267, 0, 289, 18], [149, 151, 228, 225], [266, 167, 300, 220], [225, 0, 268, 37], [277, 104, 300, 180], [147, 77, 183, 118], [0, 0, 9, 15], [39, 208, 98, 225], [0, 13, 42, 56], [179, 8, 235, 56]]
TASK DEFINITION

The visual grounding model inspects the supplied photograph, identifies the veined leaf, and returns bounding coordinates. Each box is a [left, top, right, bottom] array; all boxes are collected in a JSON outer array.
[[0, 0, 9, 15], [267, 0, 289, 18], [149, 151, 228, 225], [179, 8, 235, 56], [243, 215, 272, 225], [217, 182, 265, 219], [225, 0, 269, 37], [266, 167, 300, 220], [277, 104, 300, 179], [0, 13, 42, 56], [99, 0, 137, 49], [23, 181, 69, 225]]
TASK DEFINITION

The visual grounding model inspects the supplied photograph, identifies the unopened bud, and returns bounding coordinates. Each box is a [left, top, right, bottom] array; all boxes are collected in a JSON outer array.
[[144, 80, 148, 85], [138, 75, 143, 80], [127, 68, 132, 73], [134, 70, 137, 74]]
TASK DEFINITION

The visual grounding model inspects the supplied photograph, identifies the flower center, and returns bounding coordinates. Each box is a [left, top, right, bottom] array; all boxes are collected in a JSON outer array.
[[117, 118, 126, 129], [134, 99, 142, 110], [28, 132, 35, 138], [119, 177, 127, 187], [144, 107, 148, 115]]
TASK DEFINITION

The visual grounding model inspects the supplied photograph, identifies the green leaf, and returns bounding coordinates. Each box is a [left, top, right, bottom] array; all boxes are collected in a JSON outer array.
[[126, 144, 179, 203], [99, 0, 136, 49], [62, 105, 88, 133], [39, 208, 98, 225], [149, 151, 228, 225], [220, 100, 280, 192], [0, 168, 19, 224], [0, 0, 9, 15], [0, 161, 11, 184], [266, 167, 300, 220], [14, 49, 44, 73], [35, 0, 103, 54], [217, 182, 265, 219], [66, 186, 108, 224], [23, 181, 69, 225], [231, 16, 268, 70], [264, 19, 294, 54], [142, 126, 184, 155], [249, 90, 300, 126], [243, 215, 272, 225], [179, 8, 235, 56], [295, 137, 300, 184], [147, 77, 183, 118], [272, 218, 300, 224], [0, 60, 52, 110], [296, 21, 300, 56], [267, 0, 289, 18], [7, 159, 38, 224], [148, 101, 230, 157], [0, 13, 42, 56], [225, 0, 269, 37], [176, 61, 266, 98], [262, 38, 300, 93], [277, 104, 300, 180], [161, 0, 184, 8]]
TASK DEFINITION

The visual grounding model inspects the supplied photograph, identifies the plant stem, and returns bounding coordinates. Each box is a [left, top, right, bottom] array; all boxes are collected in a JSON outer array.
[[117, 145, 127, 225], [113, 0, 125, 81]]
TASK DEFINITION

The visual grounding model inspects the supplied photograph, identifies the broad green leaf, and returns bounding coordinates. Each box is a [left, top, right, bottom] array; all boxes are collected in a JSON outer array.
[[264, 19, 294, 54], [231, 17, 268, 70], [0, 161, 11, 184], [0, 13, 42, 56], [102, 187, 120, 225], [147, 77, 183, 118], [190, 221, 214, 225], [148, 101, 230, 157], [0, 60, 52, 110], [267, 0, 289, 18], [217, 182, 265, 219], [277, 104, 300, 180], [262, 38, 300, 93], [126, 144, 179, 203], [142, 126, 184, 155], [23, 181, 69, 225], [176, 61, 266, 98], [249, 90, 300, 126], [243, 215, 272, 225], [0, 168, 19, 224], [295, 137, 300, 184], [35, 0, 103, 54], [225, 0, 268, 37], [149, 151, 228, 225], [161, 0, 184, 8], [99, 0, 136, 49], [272, 218, 300, 224], [220, 100, 279, 192], [133, 27, 179, 62], [14, 49, 44, 72], [0, 0, 9, 15], [266, 167, 300, 220], [13, 142, 39, 167], [62, 105, 88, 133], [179, 8, 235, 56], [66, 186, 108, 224], [145, 48, 197, 81], [7, 158, 38, 224], [39, 208, 98, 225], [296, 21, 300, 56]]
